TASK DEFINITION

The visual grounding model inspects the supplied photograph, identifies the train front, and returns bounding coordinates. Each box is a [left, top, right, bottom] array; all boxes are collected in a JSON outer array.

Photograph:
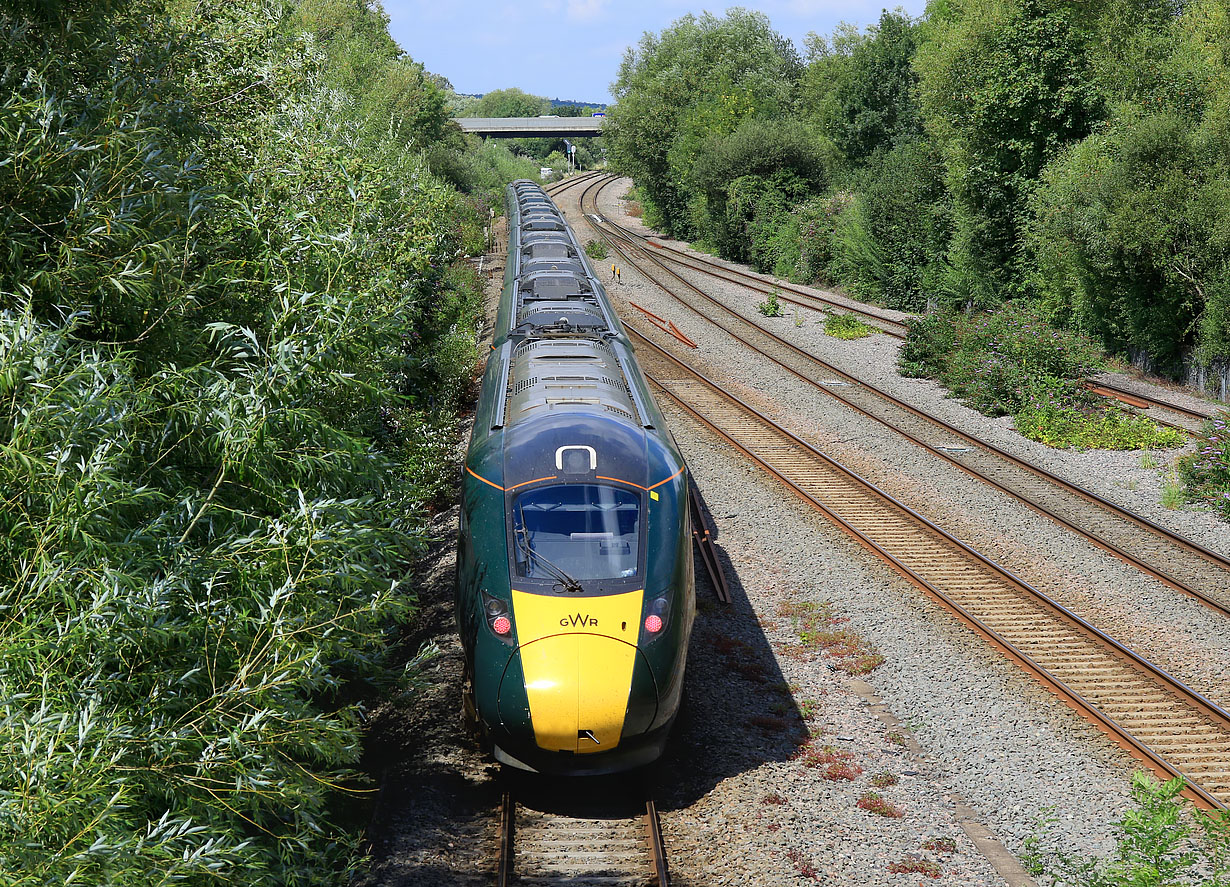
[[459, 410, 694, 775]]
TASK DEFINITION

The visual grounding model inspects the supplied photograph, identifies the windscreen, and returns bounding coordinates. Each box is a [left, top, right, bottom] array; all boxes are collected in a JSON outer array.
[[513, 484, 640, 581]]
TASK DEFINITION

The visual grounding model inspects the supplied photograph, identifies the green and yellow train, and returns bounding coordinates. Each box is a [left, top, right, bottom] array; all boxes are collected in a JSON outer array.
[[456, 180, 695, 775]]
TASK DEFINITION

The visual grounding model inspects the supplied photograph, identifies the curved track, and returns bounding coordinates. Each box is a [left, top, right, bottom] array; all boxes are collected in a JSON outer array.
[[585, 175, 1226, 431], [633, 324, 1230, 810], [575, 175, 1230, 619], [569, 173, 1230, 810]]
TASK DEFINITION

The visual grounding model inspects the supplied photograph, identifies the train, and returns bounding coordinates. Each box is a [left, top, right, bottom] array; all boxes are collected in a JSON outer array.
[[455, 179, 695, 775]]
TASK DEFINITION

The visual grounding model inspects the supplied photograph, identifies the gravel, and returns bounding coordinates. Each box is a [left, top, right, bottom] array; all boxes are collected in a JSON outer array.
[[359, 177, 1229, 887]]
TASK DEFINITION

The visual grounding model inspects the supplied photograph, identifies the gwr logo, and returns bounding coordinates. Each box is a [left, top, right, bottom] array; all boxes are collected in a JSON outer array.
[[560, 613, 598, 628]]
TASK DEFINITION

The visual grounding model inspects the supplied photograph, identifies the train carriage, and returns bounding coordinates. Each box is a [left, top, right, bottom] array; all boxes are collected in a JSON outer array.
[[456, 181, 695, 775]]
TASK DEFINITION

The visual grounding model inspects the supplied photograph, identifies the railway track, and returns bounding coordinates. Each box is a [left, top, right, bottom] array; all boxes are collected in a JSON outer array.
[[623, 323, 1230, 810], [545, 169, 605, 199], [582, 174, 1226, 431], [497, 778, 669, 887], [571, 176, 1230, 620]]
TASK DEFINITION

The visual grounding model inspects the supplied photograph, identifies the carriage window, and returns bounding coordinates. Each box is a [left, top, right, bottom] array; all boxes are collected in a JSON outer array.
[[513, 484, 640, 581]]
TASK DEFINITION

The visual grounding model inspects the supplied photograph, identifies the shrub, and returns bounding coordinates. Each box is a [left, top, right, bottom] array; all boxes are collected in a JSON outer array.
[[897, 304, 1176, 450], [1013, 377, 1185, 450], [1179, 412, 1230, 518], [824, 312, 876, 339], [1025, 772, 1230, 886]]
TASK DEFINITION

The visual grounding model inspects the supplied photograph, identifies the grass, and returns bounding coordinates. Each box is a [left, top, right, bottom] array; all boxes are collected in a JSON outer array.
[[824, 312, 877, 339], [1162, 472, 1186, 509]]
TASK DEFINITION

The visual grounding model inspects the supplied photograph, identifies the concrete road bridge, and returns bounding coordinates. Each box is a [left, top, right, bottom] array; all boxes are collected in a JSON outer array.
[[455, 117, 605, 138]]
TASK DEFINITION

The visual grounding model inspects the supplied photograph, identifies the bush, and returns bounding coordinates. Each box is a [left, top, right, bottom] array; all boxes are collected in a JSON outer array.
[[1025, 772, 1230, 886], [898, 309, 959, 378], [1179, 412, 1230, 518], [585, 239, 609, 260], [904, 303, 1104, 416]]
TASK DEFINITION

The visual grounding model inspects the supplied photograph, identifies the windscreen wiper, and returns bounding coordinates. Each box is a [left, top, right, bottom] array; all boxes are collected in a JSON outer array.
[[514, 520, 584, 594]]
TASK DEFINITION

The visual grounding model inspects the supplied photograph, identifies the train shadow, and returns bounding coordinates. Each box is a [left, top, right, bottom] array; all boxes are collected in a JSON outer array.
[[653, 508, 809, 812]]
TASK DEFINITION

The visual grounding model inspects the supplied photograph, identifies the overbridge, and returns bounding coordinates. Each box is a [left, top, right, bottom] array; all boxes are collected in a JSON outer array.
[[456, 117, 605, 138]]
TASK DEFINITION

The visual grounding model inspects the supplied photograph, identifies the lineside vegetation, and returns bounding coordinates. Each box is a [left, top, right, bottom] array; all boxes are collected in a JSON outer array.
[[606, 2, 1230, 459], [0, 0, 542, 881]]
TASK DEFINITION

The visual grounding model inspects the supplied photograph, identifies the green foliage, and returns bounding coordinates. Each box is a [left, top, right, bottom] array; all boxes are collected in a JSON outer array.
[[832, 140, 951, 311], [799, 10, 923, 170], [584, 239, 609, 261], [758, 289, 784, 317], [900, 302, 1104, 415], [1027, 3, 1230, 366], [691, 117, 829, 264], [916, 0, 1105, 304], [607, 9, 802, 239], [823, 313, 877, 340], [1025, 772, 1230, 886], [1179, 411, 1230, 518], [1014, 377, 1184, 450], [0, 0, 504, 882], [467, 87, 551, 118]]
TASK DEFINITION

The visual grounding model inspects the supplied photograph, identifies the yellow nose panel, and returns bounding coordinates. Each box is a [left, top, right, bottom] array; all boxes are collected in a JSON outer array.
[[511, 589, 643, 754]]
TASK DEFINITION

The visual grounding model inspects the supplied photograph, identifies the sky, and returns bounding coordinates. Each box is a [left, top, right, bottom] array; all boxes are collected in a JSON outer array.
[[384, 1, 929, 106]]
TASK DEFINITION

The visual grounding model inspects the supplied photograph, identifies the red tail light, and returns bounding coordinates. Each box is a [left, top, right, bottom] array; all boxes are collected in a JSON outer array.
[[492, 615, 512, 636], [644, 614, 663, 633]]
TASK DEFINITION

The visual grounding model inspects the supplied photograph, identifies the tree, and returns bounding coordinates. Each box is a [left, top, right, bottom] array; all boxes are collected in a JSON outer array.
[[916, 0, 1104, 304], [606, 9, 801, 238], [469, 87, 551, 118]]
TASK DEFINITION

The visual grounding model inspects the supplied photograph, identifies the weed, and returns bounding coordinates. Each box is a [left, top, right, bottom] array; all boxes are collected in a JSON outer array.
[[1025, 772, 1230, 885], [824, 312, 876, 339], [796, 741, 855, 767], [1162, 472, 1186, 509], [837, 652, 886, 675], [857, 792, 905, 818], [798, 699, 819, 721], [888, 856, 941, 878], [786, 850, 820, 880], [761, 792, 788, 806], [794, 307, 804, 327], [758, 288, 783, 317], [871, 772, 899, 787], [921, 836, 957, 853], [885, 730, 907, 746], [823, 762, 864, 781], [584, 239, 608, 261], [1179, 412, 1230, 519], [1139, 453, 1159, 469]]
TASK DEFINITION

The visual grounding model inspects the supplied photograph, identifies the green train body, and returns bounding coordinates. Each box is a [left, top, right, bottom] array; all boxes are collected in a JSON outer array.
[[456, 180, 695, 775]]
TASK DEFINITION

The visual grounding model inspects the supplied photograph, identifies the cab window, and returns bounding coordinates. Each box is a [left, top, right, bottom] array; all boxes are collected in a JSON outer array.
[[512, 484, 640, 580]]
